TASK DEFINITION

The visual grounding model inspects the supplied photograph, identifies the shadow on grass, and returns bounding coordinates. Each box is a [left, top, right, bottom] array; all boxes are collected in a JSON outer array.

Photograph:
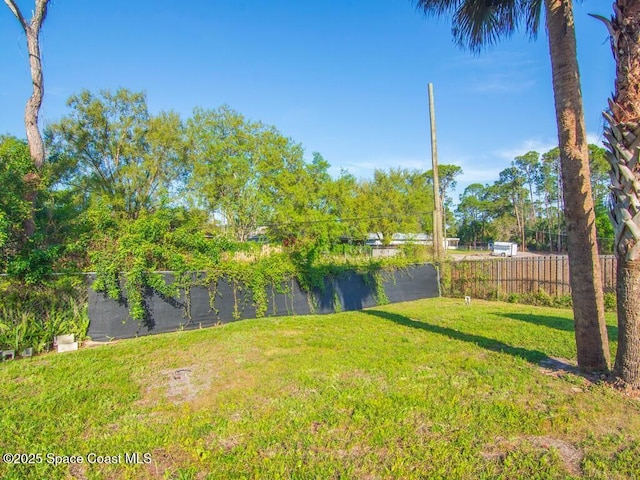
[[363, 309, 549, 366], [501, 312, 618, 340]]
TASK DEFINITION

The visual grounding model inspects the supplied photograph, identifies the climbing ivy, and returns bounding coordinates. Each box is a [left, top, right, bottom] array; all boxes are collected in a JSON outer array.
[[365, 269, 390, 306], [89, 209, 429, 322], [89, 208, 237, 321]]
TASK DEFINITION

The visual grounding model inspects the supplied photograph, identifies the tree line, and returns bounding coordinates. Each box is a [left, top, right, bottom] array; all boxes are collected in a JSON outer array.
[[0, 88, 441, 275], [2, 96, 614, 272], [455, 145, 613, 252]]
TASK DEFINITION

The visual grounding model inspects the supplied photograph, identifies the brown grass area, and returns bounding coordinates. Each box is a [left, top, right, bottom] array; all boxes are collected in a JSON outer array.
[[482, 435, 584, 477]]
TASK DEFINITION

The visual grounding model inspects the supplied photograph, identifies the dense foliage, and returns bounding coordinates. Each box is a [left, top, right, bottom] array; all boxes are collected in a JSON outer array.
[[2, 88, 616, 278], [0, 90, 439, 346], [0, 277, 88, 354], [0, 136, 32, 262], [0, 87, 616, 347]]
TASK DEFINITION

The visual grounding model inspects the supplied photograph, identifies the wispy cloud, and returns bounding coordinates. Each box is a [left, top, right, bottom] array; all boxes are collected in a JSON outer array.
[[458, 165, 503, 184], [495, 132, 606, 162], [335, 156, 430, 177], [471, 74, 537, 94], [445, 50, 543, 94], [495, 138, 557, 161]]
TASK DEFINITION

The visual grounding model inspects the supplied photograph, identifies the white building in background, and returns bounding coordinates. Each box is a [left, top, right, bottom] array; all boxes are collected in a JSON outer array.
[[365, 233, 459, 249], [365, 233, 430, 246]]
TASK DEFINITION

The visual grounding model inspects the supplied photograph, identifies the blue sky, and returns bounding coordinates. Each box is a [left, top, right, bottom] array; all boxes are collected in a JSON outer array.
[[1, 0, 615, 202]]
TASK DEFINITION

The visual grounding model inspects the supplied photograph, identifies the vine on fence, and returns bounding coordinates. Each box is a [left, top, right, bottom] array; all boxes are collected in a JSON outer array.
[[2, 203, 431, 350], [90, 234, 426, 324]]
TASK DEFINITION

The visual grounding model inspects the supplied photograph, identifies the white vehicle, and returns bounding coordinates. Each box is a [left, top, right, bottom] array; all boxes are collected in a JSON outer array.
[[491, 241, 518, 257]]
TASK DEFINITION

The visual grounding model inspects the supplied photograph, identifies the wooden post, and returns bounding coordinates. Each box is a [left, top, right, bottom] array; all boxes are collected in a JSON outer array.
[[428, 83, 444, 261]]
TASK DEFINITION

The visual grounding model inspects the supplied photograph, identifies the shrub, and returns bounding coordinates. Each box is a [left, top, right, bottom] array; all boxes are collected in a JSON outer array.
[[506, 290, 572, 309], [0, 277, 89, 353], [604, 292, 617, 312]]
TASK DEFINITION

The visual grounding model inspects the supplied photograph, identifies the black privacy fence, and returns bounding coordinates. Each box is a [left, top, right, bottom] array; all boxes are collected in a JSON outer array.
[[88, 264, 440, 341]]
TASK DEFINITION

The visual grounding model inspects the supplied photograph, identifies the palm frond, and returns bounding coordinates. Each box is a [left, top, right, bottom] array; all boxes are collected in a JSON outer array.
[[522, 0, 543, 38], [414, 0, 543, 53], [414, 0, 462, 16]]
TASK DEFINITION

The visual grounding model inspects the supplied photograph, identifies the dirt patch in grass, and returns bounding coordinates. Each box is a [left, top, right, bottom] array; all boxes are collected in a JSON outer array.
[[68, 462, 88, 480], [529, 436, 584, 477], [610, 377, 640, 399], [131, 339, 263, 407], [483, 435, 584, 477], [163, 367, 199, 403], [539, 357, 580, 375], [539, 357, 608, 384], [138, 365, 214, 405], [205, 431, 245, 453], [308, 442, 390, 464]]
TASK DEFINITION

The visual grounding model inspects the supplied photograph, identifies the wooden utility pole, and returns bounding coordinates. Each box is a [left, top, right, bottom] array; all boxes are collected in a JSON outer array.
[[428, 83, 444, 260]]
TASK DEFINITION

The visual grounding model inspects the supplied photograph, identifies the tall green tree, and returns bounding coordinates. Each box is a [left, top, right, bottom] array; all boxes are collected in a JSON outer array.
[[266, 152, 348, 247], [593, 2, 640, 387], [456, 183, 492, 247], [357, 168, 432, 245], [540, 147, 564, 251], [414, 0, 610, 371], [588, 144, 610, 204], [0, 134, 79, 278], [47, 89, 188, 219], [496, 166, 529, 250], [514, 151, 541, 222], [4, 0, 50, 238], [187, 106, 271, 241], [0, 136, 33, 266], [588, 144, 614, 251], [188, 106, 347, 246], [328, 169, 362, 242]]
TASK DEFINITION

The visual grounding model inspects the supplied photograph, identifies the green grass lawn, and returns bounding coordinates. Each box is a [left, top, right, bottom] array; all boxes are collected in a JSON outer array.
[[1, 298, 639, 479]]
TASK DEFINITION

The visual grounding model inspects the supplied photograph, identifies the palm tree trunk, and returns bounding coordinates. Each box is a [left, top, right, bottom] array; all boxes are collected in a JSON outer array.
[[599, 1, 640, 387], [545, 0, 610, 370], [615, 259, 640, 386]]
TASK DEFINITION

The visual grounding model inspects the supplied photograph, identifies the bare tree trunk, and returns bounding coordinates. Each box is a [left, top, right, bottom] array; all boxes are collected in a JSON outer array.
[[519, 202, 526, 252], [596, 1, 640, 387], [557, 163, 563, 251], [545, 0, 610, 371], [511, 195, 526, 252], [4, 0, 49, 237], [545, 196, 553, 251], [527, 181, 537, 224]]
